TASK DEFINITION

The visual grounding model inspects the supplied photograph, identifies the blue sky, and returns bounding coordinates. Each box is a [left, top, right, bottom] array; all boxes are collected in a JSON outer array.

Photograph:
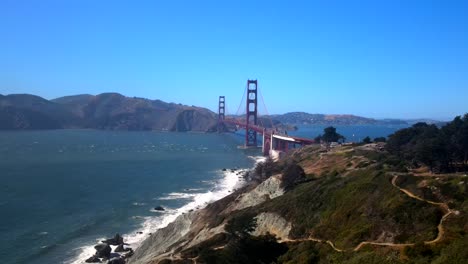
[[1, 0, 467, 120]]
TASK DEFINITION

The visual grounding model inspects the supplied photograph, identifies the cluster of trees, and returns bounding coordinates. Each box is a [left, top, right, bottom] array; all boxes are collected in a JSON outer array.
[[314, 126, 387, 144], [386, 114, 468, 173], [363, 136, 386, 144], [314, 126, 345, 143]]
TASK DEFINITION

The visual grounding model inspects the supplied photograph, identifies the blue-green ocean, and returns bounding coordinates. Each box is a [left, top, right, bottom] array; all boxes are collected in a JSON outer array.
[[0, 130, 259, 264], [0, 125, 406, 263]]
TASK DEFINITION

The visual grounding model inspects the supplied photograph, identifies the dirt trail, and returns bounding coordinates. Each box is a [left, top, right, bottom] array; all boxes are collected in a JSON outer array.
[[281, 237, 345, 252], [167, 173, 459, 263], [283, 174, 455, 252], [391, 175, 453, 245]]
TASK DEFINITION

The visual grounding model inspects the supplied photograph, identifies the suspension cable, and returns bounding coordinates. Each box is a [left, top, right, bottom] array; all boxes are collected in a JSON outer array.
[[258, 87, 276, 130], [235, 83, 247, 117]]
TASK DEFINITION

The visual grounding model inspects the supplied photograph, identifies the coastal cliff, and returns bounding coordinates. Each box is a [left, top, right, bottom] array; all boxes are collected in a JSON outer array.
[[126, 144, 468, 264]]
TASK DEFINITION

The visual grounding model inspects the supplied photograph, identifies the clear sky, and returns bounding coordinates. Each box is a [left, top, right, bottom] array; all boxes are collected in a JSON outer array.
[[1, 0, 467, 120]]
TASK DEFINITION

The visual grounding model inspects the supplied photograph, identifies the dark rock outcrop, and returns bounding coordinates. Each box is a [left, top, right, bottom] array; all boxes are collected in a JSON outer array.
[[107, 257, 126, 264], [114, 244, 125, 252], [102, 234, 124, 246], [94, 243, 112, 258], [85, 255, 101, 263], [154, 206, 165, 211]]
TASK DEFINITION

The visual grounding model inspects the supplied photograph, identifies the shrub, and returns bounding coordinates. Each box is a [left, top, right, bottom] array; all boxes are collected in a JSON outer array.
[[280, 163, 306, 190]]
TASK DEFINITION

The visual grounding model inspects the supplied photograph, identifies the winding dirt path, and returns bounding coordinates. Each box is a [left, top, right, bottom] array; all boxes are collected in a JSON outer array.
[[391, 175, 453, 246], [283, 174, 455, 252]]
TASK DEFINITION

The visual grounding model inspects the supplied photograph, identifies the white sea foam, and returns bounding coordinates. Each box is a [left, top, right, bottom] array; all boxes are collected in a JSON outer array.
[[248, 155, 267, 165], [156, 192, 197, 200], [67, 237, 106, 264], [66, 157, 260, 264]]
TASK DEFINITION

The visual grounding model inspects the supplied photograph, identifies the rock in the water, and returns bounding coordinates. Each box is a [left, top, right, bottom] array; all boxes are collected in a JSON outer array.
[[136, 231, 143, 234], [222, 168, 227, 171], [154, 206, 165, 211], [85, 255, 101, 263], [107, 257, 126, 264], [114, 244, 125, 252], [102, 234, 124, 246], [94, 243, 112, 258]]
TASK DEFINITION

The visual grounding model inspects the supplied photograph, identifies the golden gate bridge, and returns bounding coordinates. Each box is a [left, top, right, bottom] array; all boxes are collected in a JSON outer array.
[[217, 80, 315, 158]]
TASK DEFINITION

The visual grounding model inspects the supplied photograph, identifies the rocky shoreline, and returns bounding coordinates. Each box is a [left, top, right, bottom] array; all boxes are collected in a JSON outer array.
[[84, 234, 134, 263], [128, 169, 287, 264], [78, 167, 256, 264]]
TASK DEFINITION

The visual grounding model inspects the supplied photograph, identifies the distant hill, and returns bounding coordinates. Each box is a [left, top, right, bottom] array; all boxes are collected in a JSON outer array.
[[1, 94, 445, 130], [268, 112, 420, 126], [269, 112, 379, 125], [0, 93, 218, 131]]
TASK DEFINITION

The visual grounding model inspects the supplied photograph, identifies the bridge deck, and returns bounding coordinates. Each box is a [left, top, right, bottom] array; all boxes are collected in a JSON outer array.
[[221, 118, 315, 145]]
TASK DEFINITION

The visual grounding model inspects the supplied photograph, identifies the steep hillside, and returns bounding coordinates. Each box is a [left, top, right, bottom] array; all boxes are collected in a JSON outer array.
[[127, 144, 467, 264], [0, 93, 218, 131], [0, 94, 78, 129]]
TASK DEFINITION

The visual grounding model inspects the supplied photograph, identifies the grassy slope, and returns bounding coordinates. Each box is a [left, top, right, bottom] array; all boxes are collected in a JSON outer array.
[[167, 145, 467, 263], [256, 168, 441, 248]]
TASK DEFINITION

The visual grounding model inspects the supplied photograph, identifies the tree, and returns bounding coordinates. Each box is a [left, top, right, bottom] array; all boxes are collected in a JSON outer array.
[[321, 126, 345, 143], [362, 136, 372, 144], [225, 213, 257, 238], [374, 137, 386, 142]]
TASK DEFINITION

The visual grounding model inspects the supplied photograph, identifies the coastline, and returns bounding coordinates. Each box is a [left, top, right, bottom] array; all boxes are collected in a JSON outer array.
[[68, 155, 265, 264]]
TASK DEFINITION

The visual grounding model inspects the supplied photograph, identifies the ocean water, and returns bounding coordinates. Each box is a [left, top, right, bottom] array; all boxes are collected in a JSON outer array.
[[0, 130, 259, 264], [0, 125, 404, 264]]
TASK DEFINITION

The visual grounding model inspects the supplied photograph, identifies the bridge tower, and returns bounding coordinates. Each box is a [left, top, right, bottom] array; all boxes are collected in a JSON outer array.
[[245, 80, 258, 147], [218, 96, 225, 132]]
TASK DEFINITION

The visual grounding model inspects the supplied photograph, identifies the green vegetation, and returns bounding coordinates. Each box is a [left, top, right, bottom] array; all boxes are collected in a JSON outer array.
[[254, 157, 282, 180], [315, 126, 345, 143], [374, 137, 387, 142], [279, 163, 307, 190], [170, 120, 467, 263], [188, 214, 288, 264], [258, 169, 440, 247], [225, 213, 257, 238], [386, 114, 468, 173], [363, 136, 372, 144]]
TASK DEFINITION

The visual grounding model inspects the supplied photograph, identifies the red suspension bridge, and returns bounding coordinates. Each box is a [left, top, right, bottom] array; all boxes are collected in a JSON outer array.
[[218, 79, 315, 158]]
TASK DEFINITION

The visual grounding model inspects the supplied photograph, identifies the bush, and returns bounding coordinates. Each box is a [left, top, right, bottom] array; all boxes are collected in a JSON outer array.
[[280, 163, 306, 190], [198, 233, 288, 264], [374, 137, 386, 142], [254, 157, 281, 180]]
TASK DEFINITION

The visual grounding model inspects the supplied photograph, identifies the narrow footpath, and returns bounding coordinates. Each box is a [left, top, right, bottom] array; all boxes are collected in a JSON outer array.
[[282, 174, 456, 252]]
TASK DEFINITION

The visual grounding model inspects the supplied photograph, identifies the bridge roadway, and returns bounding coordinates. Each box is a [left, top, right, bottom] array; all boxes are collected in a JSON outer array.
[[221, 118, 315, 156]]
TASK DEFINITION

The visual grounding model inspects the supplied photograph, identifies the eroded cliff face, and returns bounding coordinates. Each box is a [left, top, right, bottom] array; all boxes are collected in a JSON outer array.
[[251, 212, 291, 241], [129, 214, 192, 263], [226, 175, 284, 212], [128, 175, 290, 264]]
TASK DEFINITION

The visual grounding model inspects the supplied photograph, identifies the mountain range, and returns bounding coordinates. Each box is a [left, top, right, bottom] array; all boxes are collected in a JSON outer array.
[[0, 93, 442, 130], [0, 93, 217, 131]]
